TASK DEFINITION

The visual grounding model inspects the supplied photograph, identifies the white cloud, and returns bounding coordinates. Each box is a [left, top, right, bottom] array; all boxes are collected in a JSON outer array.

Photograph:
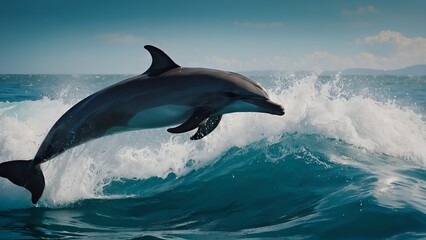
[[203, 55, 291, 71], [195, 30, 426, 72], [356, 30, 426, 68], [234, 21, 284, 30], [205, 56, 243, 69], [302, 51, 356, 70], [357, 30, 426, 47], [307, 51, 339, 62], [99, 32, 144, 44], [342, 5, 377, 16], [301, 31, 426, 71]]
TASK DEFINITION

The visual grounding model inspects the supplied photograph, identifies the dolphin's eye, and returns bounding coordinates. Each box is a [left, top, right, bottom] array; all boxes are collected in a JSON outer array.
[[223, 91, 240, 98]]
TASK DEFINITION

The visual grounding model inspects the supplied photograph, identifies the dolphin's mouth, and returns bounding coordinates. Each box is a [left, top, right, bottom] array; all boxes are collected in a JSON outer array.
[[244, 98, 285, 116]]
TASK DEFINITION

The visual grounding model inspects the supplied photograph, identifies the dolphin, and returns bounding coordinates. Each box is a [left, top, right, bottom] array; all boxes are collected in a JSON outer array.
[[0, 45, 285, 204]]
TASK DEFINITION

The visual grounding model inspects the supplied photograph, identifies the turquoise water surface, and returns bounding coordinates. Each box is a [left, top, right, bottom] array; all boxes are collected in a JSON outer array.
[[1, 73, 425, 239]]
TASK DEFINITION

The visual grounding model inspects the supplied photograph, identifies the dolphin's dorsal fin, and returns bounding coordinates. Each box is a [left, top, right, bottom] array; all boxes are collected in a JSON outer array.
[[143, 45, 180, 76]]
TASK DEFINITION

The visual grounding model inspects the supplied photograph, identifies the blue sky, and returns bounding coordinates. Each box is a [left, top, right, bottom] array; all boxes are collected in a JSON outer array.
[[1, 0, 425, 73]]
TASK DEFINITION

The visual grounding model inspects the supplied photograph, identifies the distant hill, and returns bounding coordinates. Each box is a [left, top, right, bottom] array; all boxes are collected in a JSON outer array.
[[342, 65, 426, 76]]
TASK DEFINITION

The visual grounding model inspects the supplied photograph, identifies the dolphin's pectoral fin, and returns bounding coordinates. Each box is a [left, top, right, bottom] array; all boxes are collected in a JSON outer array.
[[190, 115, 222, 140], [167, 107, 214, 134]]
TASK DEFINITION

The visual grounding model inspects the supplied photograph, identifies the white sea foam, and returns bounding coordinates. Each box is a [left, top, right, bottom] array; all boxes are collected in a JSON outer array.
[[271, 73, 426, 164], [0, 73, 425, 207]]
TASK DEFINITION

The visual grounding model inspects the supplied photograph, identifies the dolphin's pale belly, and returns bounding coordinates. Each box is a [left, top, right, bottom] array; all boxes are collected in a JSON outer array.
[[106, 105, 193, 135]]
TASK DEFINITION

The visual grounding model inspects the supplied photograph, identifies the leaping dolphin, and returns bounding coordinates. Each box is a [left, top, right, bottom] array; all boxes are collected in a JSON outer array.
[[0, 45, 285, 204]]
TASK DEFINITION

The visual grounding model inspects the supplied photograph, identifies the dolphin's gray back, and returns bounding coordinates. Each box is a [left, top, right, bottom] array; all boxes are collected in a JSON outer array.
[[33, 68, 234, 163]]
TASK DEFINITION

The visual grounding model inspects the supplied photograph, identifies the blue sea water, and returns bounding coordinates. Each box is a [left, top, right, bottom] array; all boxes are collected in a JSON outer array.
[[0, 73, 425, 239]]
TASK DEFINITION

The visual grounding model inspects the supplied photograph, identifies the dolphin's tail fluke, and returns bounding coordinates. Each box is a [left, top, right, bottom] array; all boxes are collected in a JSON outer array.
[[0, 160, 45, 204]]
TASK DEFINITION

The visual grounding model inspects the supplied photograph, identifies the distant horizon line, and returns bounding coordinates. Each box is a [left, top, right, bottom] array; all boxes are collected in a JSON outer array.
[[1, 64, 425, 75]]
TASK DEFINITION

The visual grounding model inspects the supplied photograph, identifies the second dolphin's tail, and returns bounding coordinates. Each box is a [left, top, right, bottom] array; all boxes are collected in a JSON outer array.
[[0, 160, 45, 204]]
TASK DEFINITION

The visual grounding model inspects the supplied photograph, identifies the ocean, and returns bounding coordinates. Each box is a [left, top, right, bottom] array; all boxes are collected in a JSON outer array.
[[0, 73, 425, 239]]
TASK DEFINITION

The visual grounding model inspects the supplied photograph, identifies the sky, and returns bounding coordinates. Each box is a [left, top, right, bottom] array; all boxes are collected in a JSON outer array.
[[0, 0, 425, 74]]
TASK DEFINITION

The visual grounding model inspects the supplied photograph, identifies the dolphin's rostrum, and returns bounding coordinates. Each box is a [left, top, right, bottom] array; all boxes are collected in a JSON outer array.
[[0, 45, 285, 204]]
